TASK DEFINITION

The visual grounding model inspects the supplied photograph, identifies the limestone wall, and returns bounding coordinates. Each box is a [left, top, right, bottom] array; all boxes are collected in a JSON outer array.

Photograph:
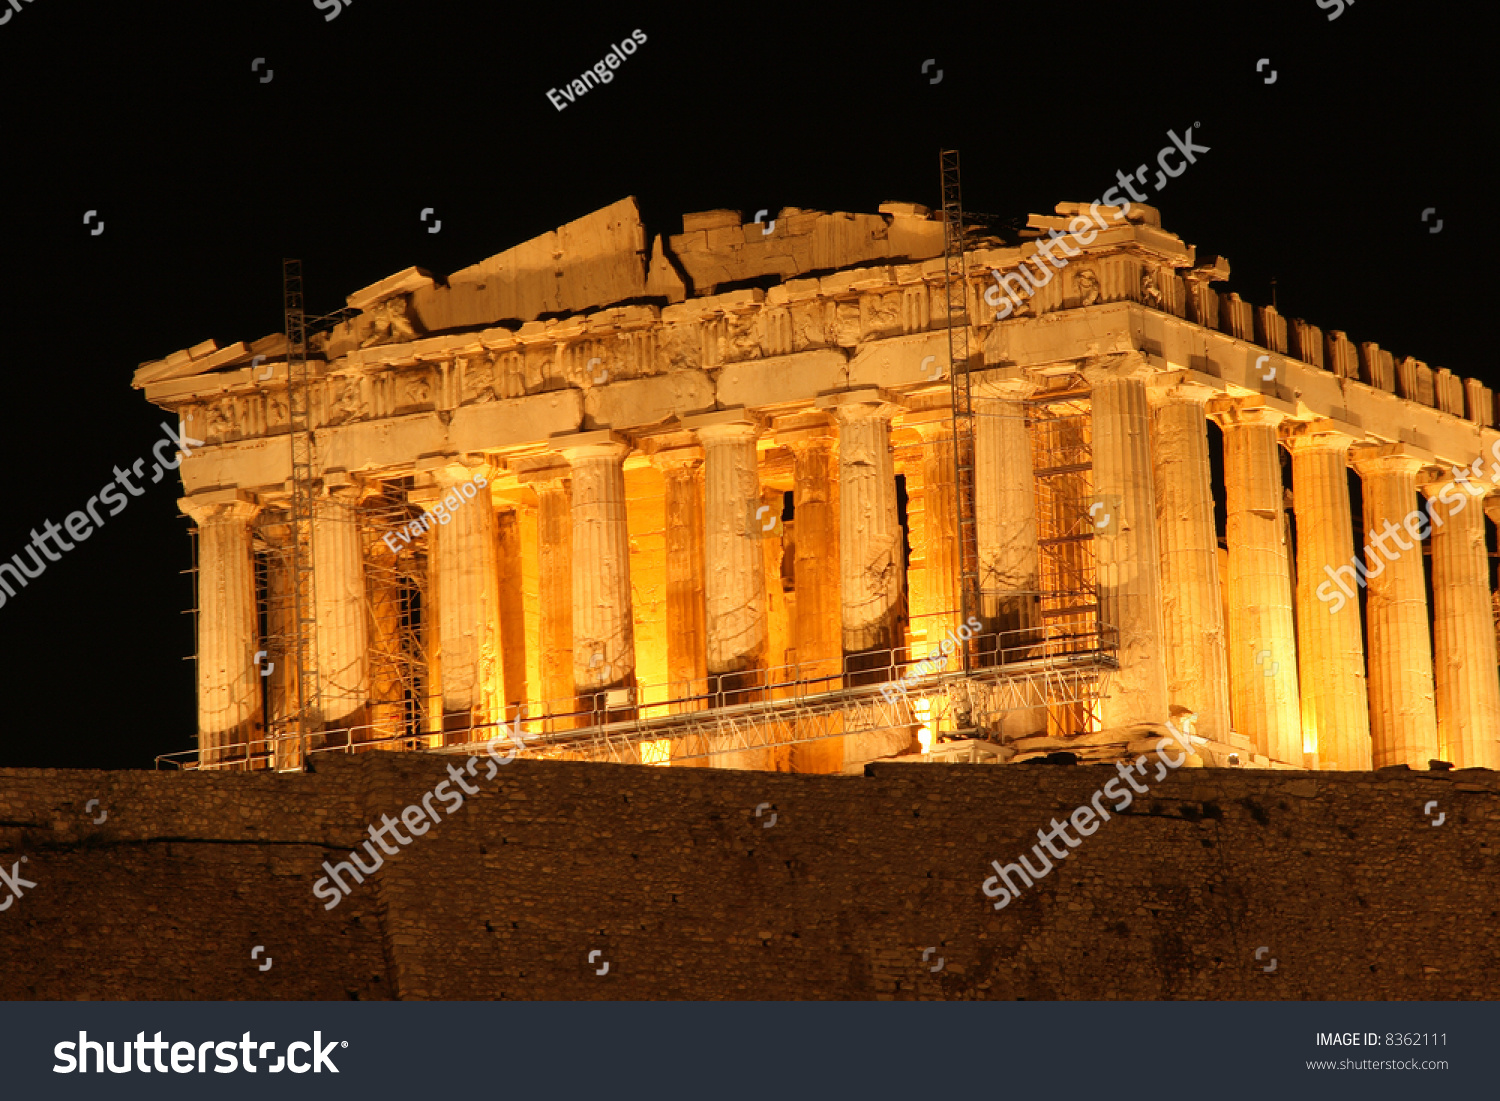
[[3, 756, 1496, 1000]]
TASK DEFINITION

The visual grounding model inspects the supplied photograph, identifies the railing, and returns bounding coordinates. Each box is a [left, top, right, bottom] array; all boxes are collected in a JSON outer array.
[[155, 619, 1116, 771]]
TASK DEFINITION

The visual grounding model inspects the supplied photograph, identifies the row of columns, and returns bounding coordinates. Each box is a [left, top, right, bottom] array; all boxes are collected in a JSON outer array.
[[187, 359, 1500, 772], [183, 383, 1048, 769], [1097, 352, 1500, 770]]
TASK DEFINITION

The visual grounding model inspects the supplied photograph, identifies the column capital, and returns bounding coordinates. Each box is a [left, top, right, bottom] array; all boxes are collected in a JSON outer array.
[[1206, 394, 1295, 429], [549, 428, 631, 463], [416, 453, 499, 487], [1349, 441, 1431, 478], [1080, 352, 1157, 387], [774, 412, 837, 450], [648, 444, 704, 474], [682, 406, 766, 445], [1146, 370, 1225, 408], [318, 472, 371, 504], [1418, 469, 1494, 500], [681, 406, 767, 437], [970, 367, 1040, 401], [510, 452, 571, 488], [180, 488, 259, 526], [1279, 418, 1360, 454], [816, 387, 904, 421], [899, 407, 957, 441]]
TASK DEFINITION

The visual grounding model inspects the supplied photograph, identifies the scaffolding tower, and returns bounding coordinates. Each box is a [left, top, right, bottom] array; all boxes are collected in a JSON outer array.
[[278, 259, 322, 768], [938, 149, 982, 675]]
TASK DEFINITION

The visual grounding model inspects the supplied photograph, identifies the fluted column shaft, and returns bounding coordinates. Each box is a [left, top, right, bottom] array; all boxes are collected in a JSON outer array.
[[1427, 480, 1500, 768], [974, 389, 1041, 653], [263, 525, 302, 769], [781, 420, 844, 772], [182, 491, 262, 766], [496, 505, 527, 719], [311, 484, 370, 732], [972, 381, 1045, 738], [826, 398, 905, 656], [560, 434, 635, 693], [1285, 425, 1370, 770], [1084, 360, 1168, 728], [1209, 400, 1302, 764], [653, 450, 708, 713], [1352, 448, 1439, 768], [525, 472, 574, 721], [693, 417, 767, 676], [1150, 383, 1232, 747], [429, 461, 503, 736], [913, 419, 961, 649]]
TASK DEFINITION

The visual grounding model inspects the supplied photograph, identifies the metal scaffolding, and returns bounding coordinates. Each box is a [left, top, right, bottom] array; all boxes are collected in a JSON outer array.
[[279, 259, 322, 766], [939, 149, 982, 674], [422, 627, 1117, 766]]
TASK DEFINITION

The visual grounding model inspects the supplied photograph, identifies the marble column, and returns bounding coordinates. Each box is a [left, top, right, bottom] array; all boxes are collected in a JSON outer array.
[[424, 458, 503, 740], [261, 522, 303, 770], [779, 415, 845, 773], [181, 489, 262, 768], [1283, 422, 1371, 770], [1350, 445, 1439, 768], [519, 468, 573, 727], [311, 479, 370, 740], [1149, 378, 1232, 752], [1084, 358, 1169, 730], [1425, 477, 1500, 769], [363, 500, 408, 748], [1207, 397, 1302, 765], [496, 504, 528, 721], [685, 410, 768, 694], [556, 431, 636, 715], [909, 415, 962, 656], [973, 377, 1046, 738], [652, 447, 709, 732], [817, 390, 906, 664], [974, 380, 1041, 657], [818, 389, 910, 765]]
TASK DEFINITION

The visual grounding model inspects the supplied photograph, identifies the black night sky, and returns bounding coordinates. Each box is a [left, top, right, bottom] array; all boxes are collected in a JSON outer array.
[[0, 0, 1491, 769]]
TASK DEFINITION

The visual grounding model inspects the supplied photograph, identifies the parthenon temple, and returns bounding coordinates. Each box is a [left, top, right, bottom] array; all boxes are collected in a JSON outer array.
[[134, 192, 1500, 774]]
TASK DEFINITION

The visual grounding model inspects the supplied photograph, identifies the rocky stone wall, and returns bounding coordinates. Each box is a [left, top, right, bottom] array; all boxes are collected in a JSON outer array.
[[2, 756, 1495, 999]]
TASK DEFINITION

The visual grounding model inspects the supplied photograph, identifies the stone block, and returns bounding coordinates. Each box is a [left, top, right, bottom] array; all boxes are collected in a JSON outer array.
[[583, 372, 715, 430], [1218, 292, 1254, 340], [450, 390, 584, 452], [717, 349, 848, 408], [848, 332, 953, 389], [1464, 378, 1494, 426], [319, 412, 448, 474], [1290, 320, 1323, 368]]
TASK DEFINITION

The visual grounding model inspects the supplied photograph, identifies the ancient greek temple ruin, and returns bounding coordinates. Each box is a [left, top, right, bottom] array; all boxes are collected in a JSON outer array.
[[134, 189, 1500, 774]]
